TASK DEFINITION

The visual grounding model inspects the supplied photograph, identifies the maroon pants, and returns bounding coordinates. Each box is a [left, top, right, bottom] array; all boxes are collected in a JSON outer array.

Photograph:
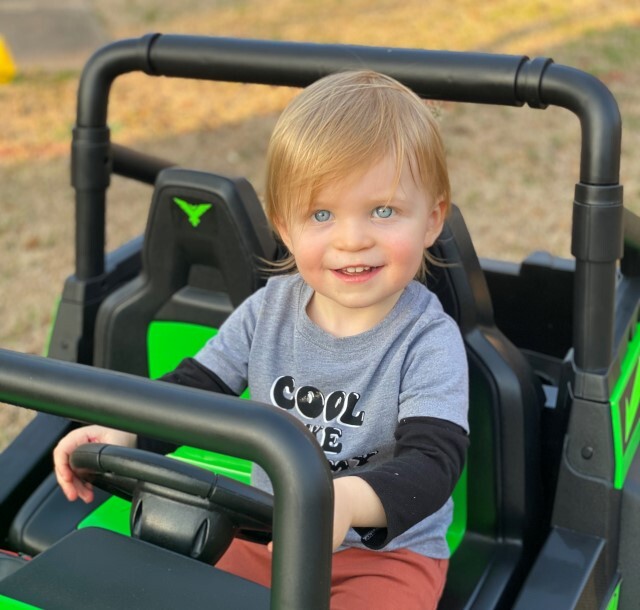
[[216, 538, 448, 610]]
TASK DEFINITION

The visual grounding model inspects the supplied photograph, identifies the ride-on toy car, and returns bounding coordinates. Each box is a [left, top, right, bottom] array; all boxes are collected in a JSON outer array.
[[0, 34, 639, 610]]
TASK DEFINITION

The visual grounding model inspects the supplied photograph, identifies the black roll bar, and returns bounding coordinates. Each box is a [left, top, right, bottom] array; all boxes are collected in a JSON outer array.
[[0, 348, 333, 610], [72, 35, 623, 373], [111, 143, 174, 185]]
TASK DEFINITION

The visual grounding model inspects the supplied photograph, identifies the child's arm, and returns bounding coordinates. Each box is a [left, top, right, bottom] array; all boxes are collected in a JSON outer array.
[[331, 418, 468, 551], [352, 416, 468, 548], [332, 476, 386, 550]]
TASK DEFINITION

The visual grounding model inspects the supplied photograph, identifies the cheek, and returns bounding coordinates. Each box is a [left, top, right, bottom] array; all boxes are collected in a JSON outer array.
[[290, 234, 327, 269], [386, 230, 428, 266]]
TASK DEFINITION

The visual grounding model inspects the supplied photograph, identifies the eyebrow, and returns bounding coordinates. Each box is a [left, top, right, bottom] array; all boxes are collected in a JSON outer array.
[[311, 192, 407, 208]]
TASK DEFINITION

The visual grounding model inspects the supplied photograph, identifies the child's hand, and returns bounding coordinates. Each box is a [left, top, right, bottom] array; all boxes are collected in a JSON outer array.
[[266, 476, 386, 553], [53, 425, 136, 504]]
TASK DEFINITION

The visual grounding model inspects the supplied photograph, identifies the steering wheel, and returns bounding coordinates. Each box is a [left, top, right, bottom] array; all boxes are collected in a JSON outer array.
[[70, 443, 272, 564]]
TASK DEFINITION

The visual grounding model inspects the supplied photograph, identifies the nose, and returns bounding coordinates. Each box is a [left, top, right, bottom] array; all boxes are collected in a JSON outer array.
[[332, 217, 375, 251]]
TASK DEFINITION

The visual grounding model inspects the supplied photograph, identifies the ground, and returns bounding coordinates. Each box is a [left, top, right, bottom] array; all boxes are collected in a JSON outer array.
[[1, 0, 640, 447]]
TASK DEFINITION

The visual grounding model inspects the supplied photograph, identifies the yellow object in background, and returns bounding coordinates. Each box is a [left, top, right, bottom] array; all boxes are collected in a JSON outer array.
[[0, 35, 17, 83]]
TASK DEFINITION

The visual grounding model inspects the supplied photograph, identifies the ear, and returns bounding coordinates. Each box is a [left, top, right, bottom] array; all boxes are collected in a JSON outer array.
[[274, 218, 294, 254], [423, 199, 447, 249]]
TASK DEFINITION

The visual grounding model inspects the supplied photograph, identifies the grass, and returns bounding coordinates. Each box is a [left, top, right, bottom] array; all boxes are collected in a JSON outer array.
[[1, 0, 640, 448]]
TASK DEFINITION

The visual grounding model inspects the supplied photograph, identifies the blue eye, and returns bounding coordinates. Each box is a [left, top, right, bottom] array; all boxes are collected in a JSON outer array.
[[313, 210, 332, 222], [373, 206, 393, 219]]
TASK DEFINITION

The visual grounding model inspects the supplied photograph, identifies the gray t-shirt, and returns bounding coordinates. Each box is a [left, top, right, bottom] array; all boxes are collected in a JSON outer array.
[[195, 273, 468, 559]]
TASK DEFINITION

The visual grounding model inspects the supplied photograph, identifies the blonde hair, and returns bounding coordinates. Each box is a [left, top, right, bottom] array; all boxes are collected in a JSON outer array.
[[264, 70, 451, 281]]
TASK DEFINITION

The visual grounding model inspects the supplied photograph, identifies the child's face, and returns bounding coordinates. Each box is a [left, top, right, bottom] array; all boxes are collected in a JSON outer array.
[[277, 155, 445, 335]]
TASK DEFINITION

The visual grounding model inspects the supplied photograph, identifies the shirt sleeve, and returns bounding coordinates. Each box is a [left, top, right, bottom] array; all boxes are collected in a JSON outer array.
[[352, 416, 469, 549], [397, 314, 469, 430], [192, 287, 264, 395], [137, 357, 239, 454]]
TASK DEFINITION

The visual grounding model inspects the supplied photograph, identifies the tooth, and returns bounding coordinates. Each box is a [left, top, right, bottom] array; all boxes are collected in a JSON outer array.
[[345, 266, 368, 273]]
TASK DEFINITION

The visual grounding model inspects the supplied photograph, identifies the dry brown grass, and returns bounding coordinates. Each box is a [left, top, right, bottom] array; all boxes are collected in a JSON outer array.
[[2, 0, 640, 447]]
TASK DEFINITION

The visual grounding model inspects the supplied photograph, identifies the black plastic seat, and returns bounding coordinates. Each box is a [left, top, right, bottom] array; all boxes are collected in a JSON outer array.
[[430, 206, 546, 609], [8, 473, 110, 556], [93, 167, 278, 375]]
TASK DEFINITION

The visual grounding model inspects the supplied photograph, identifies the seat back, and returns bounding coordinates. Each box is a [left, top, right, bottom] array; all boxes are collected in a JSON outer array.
[[430, 206, 546, 609], [93, 167, 277, 377]]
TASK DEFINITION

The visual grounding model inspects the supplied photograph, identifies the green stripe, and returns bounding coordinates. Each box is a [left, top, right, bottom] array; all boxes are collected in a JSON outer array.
[[611, 324, 640, 489]]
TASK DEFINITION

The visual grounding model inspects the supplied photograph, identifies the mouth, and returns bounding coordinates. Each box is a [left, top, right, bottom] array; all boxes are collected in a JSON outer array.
[[331, 265, 382, 282], [339, 266, 376, 275]]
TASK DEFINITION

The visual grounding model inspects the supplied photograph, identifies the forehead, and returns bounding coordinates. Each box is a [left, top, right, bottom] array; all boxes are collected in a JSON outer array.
[[312, 155, 422, 204]]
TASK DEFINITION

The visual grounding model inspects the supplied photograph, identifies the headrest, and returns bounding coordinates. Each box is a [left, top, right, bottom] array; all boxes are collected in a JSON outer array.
[[427, 205, 494, 333], [143, 168, 277, 307]]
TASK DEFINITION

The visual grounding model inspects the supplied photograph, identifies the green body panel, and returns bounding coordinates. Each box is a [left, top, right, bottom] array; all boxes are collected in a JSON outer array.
[[170, 445, 252, 484], [446, 465, 466, 554], [611, 323, 640, 489], [0, 595, 42, 609], [147, 320, 219, 380], [77, 496, 131, 536], [606, 580, 621, 610]]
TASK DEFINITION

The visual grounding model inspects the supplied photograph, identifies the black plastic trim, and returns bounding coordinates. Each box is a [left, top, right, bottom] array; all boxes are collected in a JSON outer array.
[[513, 527, 605, 609], [0, 527, 270, 609]]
